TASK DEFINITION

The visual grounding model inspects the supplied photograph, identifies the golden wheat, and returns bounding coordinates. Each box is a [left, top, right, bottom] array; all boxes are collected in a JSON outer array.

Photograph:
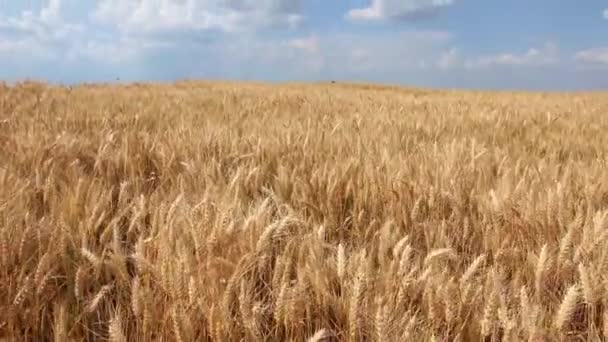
[[1, 80, 608, 340]]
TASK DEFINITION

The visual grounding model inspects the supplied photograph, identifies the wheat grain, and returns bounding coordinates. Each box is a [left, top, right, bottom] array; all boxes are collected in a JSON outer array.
[[460, 254, 485, 285], [423, 248, 456, 268], [53, 300, 68, 342], [131, 277, 143, 319], [171, 307, 185, 342], [81, 247, 101, 268], [375, 302, 389, 342], [349, 269, 367, 342], [74, 265, 86, 299], [0, 228, 7, 269], [481, 286, 500, 338], [578, 263, 596, 305], [307, 328, 334, 342], [535, 244, 550, 299], [337, 243, 346, 280], [109, 309, 127, 342], [554, 283, 580, 331], [13, 274, 32, 306], [36, 271, 52, 296], [519, 286, 533, 335], [87, 284, 113, 313]]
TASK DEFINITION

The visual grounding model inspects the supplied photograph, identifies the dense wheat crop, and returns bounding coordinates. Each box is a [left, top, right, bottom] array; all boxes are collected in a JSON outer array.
[[1, 80, 608, 341]]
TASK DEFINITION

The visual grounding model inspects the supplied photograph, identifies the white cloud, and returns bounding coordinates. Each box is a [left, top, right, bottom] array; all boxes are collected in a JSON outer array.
[[40, 0, 62, 22], [0, 1, 307, 68], [285, 36, 324, 71], [603, 9, 608, 19], [0, 0, 84, 59], [575, 48, 608, 66], [176, 29, 452, 81], [0, 36, 56, 60], [0, 0, 83, 41], [287, 34, 319, 54], [347, 0, 454, 21], [1, 2, 604, 90], [91, 0, 304, 34], [327, 31, 451, 73], [437, 48, 459, 70], [465, 43, 559, 69], [68, 37, 176, 65]]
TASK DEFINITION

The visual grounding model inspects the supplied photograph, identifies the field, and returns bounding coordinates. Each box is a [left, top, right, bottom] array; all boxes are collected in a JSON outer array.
[[1, 80, 608, 341]]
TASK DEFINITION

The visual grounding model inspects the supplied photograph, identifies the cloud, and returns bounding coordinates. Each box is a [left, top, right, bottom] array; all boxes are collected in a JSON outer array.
[[575, 48, 608, 66], [0, 3, 605, 90], [347, 0, 454, 21], [437, 48, 459, 70], [0, 37, 56, 60], [0, 0, 83, 41], [603, 9, 608, 19], [0, 0, 84, 60], [322, 31, 452, 75], [102, 29, 452, 82], [0, 1, 307, 67], [287, 34, 319, 54], [68, 36, 176, 65], [91, 0, 304, 34], [283, 35, 324, 71], [464, 42, 559, 69]]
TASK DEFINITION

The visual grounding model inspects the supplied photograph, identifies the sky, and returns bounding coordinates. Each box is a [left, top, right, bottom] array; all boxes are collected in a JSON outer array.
[[0, 0, 607, 90]]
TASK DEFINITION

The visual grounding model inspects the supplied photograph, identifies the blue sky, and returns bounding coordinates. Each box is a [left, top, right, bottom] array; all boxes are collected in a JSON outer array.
[[1, 0, 607, 90]]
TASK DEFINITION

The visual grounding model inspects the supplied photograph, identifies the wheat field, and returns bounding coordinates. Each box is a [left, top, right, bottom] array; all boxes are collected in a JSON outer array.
[[1, 80, 608, 341]]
